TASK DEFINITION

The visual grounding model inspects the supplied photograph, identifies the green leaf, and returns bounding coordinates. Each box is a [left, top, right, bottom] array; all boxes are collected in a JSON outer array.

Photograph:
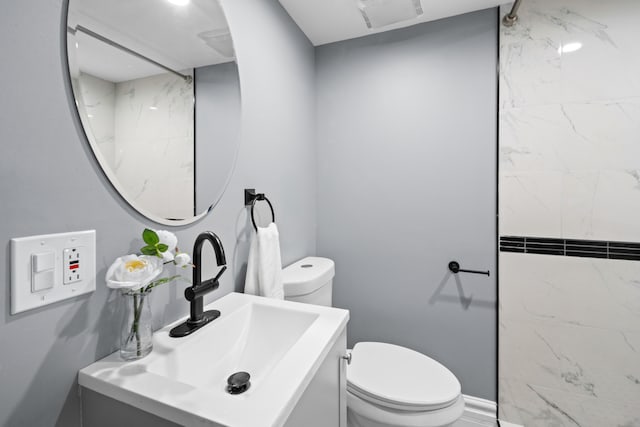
[[140, 245, 157, 256], [142, 229, 159, 245], [157, 243, 169, 252]]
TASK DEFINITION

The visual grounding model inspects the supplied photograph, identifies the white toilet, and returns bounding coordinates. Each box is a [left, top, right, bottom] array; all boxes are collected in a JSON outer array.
[[282, 257, 465, 427]]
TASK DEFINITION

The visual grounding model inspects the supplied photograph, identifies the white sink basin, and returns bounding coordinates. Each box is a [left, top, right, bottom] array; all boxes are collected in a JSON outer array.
[[146, 302, 319, 391], [79, 292, 349, 427]]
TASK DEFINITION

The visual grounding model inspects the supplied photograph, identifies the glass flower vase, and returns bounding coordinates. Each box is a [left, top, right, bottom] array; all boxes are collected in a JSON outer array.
[[119, 289, 153, 360]]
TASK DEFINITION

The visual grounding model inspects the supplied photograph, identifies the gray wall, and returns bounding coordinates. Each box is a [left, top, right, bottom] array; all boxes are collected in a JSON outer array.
[[0, 0, 316, 425], [316, 10, 498, 400]]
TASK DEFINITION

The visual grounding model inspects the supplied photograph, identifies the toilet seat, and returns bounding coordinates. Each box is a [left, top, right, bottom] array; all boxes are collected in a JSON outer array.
[[347, 391, 465, 427], [346, 342, 462, 412]]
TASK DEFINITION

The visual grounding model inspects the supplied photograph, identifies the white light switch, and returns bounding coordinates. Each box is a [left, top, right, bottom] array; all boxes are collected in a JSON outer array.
[[31, 251, 56, 292], [11, 230, 96, 314], [32, 251, 55, 273], [32, 269, 55, 292]]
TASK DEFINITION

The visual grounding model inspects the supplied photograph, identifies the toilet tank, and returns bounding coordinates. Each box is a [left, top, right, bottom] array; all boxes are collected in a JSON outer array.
[[282, 257, 335, 306]]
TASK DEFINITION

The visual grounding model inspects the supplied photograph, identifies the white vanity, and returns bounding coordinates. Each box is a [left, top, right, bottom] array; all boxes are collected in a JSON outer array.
[[79, 293, 349, 427]]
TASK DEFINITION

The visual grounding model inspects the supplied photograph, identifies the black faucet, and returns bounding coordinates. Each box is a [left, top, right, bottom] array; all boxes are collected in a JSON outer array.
[[170, 231, 227, 338]]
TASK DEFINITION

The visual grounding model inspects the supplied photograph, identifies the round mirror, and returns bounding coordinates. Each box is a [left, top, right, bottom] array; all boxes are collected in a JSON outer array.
[[66, 0, 241, 225]]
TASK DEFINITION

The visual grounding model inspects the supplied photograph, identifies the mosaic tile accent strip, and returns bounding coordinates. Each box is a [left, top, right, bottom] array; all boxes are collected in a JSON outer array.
[[500, 236, 640, 261]]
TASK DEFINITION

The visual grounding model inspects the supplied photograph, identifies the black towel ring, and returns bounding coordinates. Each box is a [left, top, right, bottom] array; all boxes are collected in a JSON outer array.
[[244, 189, 276, 231]]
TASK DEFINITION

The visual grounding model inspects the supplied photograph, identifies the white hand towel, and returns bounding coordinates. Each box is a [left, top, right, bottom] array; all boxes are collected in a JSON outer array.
[[244, 223, 284, 299], [244, 233, 260, 296]]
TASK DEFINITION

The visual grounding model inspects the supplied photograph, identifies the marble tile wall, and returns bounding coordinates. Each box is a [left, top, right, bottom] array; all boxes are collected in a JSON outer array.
[[77, 71, 194, 220], [499, 0, 640, 425], [500, 0, 640, 241], [76, 73, 116, 171], [114, 72, 194, 220], [499, 254, 640, 426]]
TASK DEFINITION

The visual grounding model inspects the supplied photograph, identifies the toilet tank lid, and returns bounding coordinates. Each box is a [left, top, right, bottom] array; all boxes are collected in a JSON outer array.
[[282, 257, 335, 297]]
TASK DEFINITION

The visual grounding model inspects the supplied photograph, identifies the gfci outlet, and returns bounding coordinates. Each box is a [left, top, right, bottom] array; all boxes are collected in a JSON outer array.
[[63, 247, 84, 284], [11, 230, 96, 314]]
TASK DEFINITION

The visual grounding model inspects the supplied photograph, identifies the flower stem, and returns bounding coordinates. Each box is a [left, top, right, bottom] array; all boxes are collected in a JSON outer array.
[[133, 294, 141, 356], [123, 292, 146, 357]]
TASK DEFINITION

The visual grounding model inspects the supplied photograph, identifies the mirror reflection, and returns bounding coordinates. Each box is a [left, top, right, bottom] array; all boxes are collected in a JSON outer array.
[[66, 0, 241, 225]]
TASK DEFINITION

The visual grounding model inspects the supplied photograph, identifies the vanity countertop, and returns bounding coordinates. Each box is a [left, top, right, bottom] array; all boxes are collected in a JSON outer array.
[[79, 292, 349, 427]]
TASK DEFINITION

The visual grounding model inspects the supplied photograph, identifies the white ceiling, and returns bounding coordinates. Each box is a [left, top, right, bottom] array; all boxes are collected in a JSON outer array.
[[68, 0, 234, 82], [69, 0, 511, 82], [278, 0, 510, 46]]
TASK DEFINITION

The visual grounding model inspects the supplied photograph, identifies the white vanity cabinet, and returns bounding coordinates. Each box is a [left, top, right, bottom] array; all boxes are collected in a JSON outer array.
[[283, 329, 347, 427], [79, 293, 349, 427], [81, 329, 347, 427]]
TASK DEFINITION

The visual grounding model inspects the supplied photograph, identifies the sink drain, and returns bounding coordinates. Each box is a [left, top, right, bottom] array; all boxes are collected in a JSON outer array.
[[227, 371, 251, 394]]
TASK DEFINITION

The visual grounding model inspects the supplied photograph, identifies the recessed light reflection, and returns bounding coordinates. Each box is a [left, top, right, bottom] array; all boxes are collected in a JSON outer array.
[[558, 42, 582, 55], [149, 106, 158, 110], [167, 0, 189, 5]]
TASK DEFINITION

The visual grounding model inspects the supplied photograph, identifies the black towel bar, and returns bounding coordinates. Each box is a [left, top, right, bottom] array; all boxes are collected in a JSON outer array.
[[448, 261, 490, 276]]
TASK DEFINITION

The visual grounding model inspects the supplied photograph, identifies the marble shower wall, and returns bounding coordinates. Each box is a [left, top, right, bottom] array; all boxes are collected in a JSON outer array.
[[113, 72, 194, 220], [76, 73, 116, 171], [499, 0, 640, 426], [78, 71, 194, 220], [499, 254, 640, 426]]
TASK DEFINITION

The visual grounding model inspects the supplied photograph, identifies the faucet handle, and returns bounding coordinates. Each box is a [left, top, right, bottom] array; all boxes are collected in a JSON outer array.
[[184, 266, 227, 301]]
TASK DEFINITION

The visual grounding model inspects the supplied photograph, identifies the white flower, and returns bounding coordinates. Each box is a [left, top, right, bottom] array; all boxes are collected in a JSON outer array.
[[174, 252, 191, 268], [106, 254, 163, 291], [153, 229, 178, 261]]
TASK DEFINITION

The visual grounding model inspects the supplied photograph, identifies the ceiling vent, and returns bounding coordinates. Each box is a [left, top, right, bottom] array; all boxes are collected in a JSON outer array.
[[197, 29, 235, 59], [356, 0, 423, 29]]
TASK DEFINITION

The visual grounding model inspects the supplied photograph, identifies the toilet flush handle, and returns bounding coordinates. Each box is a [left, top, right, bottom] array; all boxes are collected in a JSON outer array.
[[342, 352, 352, 365]]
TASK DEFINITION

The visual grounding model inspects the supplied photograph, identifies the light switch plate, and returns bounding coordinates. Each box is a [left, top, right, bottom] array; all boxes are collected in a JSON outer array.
[[11, 230, 96, 314]]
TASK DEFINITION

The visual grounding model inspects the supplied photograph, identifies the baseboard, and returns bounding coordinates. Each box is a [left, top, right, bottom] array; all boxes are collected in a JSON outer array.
[[462, 394, 497, 424], [457, 395, 523, 427]]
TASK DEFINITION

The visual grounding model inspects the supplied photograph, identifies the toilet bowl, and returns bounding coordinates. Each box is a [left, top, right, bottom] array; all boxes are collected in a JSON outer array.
[[282, 257, 464, 427]]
